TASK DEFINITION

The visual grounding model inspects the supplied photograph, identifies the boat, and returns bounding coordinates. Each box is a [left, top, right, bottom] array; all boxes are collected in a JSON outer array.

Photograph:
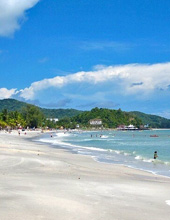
[[150, 135, 159, 137]]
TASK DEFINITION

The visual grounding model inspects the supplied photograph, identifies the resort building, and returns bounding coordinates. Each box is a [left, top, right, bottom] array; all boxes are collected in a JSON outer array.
[[117, 124, 138, 130], [89, 119, 102, 126], [127, 124, 137, 130], [46, 118, 59, 122]]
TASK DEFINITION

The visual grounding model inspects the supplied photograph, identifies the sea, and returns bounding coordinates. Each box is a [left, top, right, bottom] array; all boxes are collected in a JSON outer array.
[[37, 129, 170, 177]]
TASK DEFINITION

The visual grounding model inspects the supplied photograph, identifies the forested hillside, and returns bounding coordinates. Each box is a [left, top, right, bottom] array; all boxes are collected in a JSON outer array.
[[131, 111, 170, 128], [0, 99, 82, 119], [0, 99, 27, 112], [57, 107, 142, 129], [1, 99, 170, 128], [41, 108, 82, 119]]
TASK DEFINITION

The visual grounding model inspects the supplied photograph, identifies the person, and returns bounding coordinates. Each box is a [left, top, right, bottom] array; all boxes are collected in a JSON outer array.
[[154, 151, 158, 159]]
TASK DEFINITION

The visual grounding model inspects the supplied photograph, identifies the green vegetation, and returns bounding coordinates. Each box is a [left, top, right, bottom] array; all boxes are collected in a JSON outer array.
[[0, 104, 56, 129], [0, 109, 26, 129], [21, 105, 46, 128], [0, 99, 27, 112], [1, 99, 170, 129], [130, 111, 170, 128], [0, 99, 82, 119], [57, 107, 142, 129], [41, 108, 82, 119]]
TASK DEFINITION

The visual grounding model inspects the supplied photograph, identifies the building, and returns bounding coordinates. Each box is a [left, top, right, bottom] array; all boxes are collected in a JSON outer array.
[[89, 119, 102, 126], [127, 124, 137, 130], [117, 125, 126, 130], [46, 118, 59, 122], [117, 124, 138, 130]]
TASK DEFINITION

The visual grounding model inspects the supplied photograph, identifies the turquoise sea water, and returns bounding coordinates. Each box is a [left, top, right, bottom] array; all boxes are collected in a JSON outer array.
[[38, 129, 170, 177]]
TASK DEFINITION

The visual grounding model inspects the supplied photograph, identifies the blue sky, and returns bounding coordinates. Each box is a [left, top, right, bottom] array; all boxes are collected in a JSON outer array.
[[0, 0, 170, 118]]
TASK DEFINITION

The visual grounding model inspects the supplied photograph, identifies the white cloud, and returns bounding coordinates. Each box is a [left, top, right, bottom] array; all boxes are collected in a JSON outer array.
[[19, 62, 170, 100], [0, 0, 39, 36], [0, 88, 16, 99]]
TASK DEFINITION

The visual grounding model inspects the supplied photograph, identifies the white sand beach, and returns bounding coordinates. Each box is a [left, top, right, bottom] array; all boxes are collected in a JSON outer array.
[[0, 130, 170, 220]]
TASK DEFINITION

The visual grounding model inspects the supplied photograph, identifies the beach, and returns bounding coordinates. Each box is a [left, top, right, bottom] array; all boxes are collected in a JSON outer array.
[[0, 131, 170, 220]]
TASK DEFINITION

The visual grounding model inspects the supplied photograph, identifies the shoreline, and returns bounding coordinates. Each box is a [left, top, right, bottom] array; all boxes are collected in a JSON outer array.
[[37, 130, 170, 178], [0, 131, 170, 219], [38, 134, 170, 179]]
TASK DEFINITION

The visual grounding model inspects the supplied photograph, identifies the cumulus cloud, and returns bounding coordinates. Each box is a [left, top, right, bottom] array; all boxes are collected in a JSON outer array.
[[0, 88, 16, 99], [19, 62, 170, 100], [0, 0, 39, 36]]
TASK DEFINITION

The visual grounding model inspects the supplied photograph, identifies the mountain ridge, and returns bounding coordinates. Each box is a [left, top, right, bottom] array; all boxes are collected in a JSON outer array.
[[0, 99, 170, 128], [0, 99, 82, 119]]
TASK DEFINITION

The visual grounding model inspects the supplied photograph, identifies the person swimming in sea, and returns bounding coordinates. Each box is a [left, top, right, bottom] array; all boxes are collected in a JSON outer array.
[[154, 151, 158, 159]]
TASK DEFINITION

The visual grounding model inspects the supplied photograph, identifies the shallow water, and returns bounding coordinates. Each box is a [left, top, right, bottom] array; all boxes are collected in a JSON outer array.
[[38, 129, 170, 177]]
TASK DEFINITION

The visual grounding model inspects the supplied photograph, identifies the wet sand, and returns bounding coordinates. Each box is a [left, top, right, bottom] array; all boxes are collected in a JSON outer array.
[[0, 130, 170, 220]]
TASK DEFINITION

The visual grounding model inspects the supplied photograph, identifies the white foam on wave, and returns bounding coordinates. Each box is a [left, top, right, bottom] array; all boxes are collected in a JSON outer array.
[[134, 155, 170, 165], [135, 155, 143, 160], [100, 135, 108, 139], [83, 147, 107, 152], [56, 132, 72, 137], [114, 150, 121, 154], [135, 155, 157, 163], [165, 200, 170, 206], [124, 152, 130, 156], [39, 136, 108, 152], [143, 159, 154, 163], [38, 131, 170, 177], [38, 138, 55, 144]]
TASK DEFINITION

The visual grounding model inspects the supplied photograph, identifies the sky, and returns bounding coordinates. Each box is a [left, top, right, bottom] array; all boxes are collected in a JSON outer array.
[[0, 0, 170, 118]]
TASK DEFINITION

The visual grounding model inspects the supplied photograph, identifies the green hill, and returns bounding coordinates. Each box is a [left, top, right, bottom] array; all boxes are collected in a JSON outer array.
[[41, 108, 82, 119], [0, 99, 27, 112], [1, 99, 170, 128], [59, 107, 142, 128], [130, 111, 170, 128], [0, 99, 82, 119]]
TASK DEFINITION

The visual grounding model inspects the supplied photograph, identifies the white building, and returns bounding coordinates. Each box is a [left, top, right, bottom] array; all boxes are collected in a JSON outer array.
[[47, 118, 59, 122], [89, 119, 102, 126], [127, 124, 137, 130], [117, 124, 138, 130]]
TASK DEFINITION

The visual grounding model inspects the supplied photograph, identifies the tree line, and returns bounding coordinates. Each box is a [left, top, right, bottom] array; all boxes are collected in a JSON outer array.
[[57, 107, 143, 129], [0, 106, 143, 130], [0, 104, 56, 129]]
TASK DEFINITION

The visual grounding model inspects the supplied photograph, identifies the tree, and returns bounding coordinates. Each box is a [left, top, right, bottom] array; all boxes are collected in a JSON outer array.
[[22, 104, 45, 128], [1, 109, 8, 122]]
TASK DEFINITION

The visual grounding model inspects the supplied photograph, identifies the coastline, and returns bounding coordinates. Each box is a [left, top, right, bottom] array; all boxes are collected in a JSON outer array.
[[0, 130, 170, 220], [38, 130, 170, 178]]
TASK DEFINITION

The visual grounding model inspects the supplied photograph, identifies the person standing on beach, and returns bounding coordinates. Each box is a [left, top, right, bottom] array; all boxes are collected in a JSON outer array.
[[154, 151, 158, 159]]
